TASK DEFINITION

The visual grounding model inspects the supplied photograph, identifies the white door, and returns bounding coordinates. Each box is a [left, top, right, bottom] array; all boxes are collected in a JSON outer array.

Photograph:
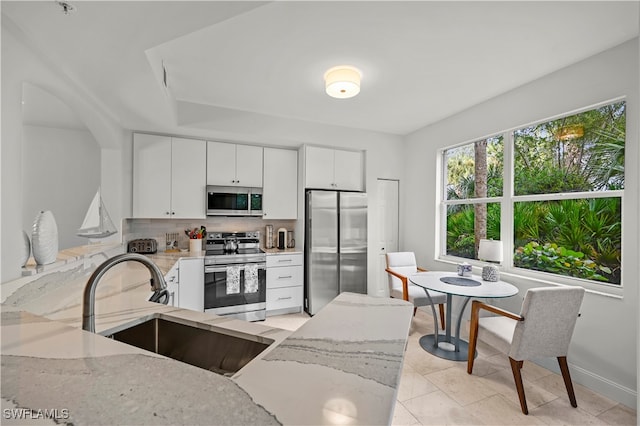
[[377, 179, 399, 297]]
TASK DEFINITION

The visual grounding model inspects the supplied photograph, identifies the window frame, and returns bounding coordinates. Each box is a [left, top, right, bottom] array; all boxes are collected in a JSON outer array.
[[439, 98, 625, 297]]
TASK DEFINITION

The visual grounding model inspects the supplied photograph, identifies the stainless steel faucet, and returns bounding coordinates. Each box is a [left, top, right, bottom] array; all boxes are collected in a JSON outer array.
[[82, 253, 169, 332]]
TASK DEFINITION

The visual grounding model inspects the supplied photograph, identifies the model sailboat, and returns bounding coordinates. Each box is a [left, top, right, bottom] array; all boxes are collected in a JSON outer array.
[[77, 188, 117, 238]]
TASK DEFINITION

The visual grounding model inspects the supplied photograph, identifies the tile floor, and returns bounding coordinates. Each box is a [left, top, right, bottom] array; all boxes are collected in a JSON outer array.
[[263, 308, 637, 426]]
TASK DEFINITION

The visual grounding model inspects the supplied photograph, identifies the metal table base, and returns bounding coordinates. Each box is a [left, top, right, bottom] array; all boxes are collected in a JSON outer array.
[[420, 292, 477, 362], [419, 334, 476, 361]]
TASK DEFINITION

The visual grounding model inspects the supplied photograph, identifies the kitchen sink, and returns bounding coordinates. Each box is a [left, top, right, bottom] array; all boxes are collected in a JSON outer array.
[[102, 315, 273, 376]]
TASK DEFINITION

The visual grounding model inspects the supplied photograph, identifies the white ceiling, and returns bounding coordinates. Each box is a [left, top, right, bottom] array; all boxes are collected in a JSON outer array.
[[3, 1, 639, 136]]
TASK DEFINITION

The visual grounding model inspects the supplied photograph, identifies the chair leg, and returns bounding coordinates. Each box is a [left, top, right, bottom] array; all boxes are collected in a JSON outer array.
[[467, 305, 479, 374], [413, 306, 418, 317], [509, 357, 528, 415], [558, 356, 578, 408], [438, 304, 445, 330]]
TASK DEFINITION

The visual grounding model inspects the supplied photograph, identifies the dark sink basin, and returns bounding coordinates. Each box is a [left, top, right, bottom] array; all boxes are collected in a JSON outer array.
[[102, 316, 273, 376]]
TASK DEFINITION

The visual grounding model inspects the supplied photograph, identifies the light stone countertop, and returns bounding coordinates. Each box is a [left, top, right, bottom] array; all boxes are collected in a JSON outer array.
[[1, 244, 413, 425]]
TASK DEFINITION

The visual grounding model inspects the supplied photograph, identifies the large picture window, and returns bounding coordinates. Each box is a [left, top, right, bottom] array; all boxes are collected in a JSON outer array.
[[442, 100, 625, 286]]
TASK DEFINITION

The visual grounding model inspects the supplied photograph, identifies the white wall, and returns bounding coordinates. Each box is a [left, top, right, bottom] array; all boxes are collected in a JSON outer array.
[[1, 19, 126, 281], [403, 39, 639, 408], [22, 125, 100, 250]]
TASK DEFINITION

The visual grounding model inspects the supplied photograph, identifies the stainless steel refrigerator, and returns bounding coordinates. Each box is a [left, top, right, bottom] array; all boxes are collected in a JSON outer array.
[[304, 190, 367, 315]]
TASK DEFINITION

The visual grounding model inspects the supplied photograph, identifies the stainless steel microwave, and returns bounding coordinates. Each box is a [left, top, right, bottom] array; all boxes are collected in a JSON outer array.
[[206, 186, 263, 216]]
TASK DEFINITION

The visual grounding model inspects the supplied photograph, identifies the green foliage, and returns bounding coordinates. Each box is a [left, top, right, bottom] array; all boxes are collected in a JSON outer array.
[[444, 102, 624, 285], [514, 242, 611, 282]]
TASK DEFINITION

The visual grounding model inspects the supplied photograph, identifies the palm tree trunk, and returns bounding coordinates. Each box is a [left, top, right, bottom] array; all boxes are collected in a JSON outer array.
[[474, 140, 488, 256]]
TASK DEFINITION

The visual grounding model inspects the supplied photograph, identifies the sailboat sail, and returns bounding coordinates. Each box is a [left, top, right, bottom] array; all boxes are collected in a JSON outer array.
[[77, 189, 117, 238]]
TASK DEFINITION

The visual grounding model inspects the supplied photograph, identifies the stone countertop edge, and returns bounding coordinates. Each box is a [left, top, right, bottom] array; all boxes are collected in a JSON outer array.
[[1, 244, 413, 425]]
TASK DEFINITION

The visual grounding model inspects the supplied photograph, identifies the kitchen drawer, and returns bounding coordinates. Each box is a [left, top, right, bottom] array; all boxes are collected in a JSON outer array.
[[266, 253, 303, 267], [266, 286, 303, 311], [267, 266, 303, 289]]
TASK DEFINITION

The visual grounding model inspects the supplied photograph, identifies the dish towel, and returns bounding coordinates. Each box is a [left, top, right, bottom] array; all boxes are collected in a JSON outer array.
[[244, 264, 259, 294], [226, 265, 240, 295]]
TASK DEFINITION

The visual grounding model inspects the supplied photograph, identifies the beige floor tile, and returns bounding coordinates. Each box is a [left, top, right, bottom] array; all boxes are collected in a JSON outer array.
[[596, 403, 638, 425], [397, 368, 439, 402], [392, 401, 421, 425], [534, 373, 618, 417], [481, 369, 559, 411], [403, 345, 456, 376], [520, 360, 555, 382], [262, 312, 310, 331], [462, 352, 510, 377], [401, 390, 484, 425], [465, 394, 547, 425], [530, 398, 608, 425], [426, 366, 500, 406]]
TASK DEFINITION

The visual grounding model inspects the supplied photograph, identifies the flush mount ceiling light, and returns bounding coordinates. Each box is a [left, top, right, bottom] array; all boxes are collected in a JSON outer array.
[[324, 65, 362, 99]]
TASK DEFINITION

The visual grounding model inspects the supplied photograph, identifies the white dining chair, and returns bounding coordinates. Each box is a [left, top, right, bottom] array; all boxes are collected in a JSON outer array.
[[385, 252, 446, 329], [467, 286, 585, 415]]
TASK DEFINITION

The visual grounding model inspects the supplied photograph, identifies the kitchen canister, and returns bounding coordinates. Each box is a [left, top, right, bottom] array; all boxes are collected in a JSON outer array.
[[265, 225, 274, 249], [31, 210, 59, 265], [457, 262, 472, 277], [482, 265, 500, 282]]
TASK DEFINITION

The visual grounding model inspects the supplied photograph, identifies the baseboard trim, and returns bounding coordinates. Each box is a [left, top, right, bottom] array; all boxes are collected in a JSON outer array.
[[535, 358, 637, 410]]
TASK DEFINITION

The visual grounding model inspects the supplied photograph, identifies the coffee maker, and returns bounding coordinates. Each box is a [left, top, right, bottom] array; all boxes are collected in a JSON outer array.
[[277, 228, 287, 250]]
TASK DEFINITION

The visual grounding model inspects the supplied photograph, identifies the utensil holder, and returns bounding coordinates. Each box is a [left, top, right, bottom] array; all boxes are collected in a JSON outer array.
[[189, 239, 202, 253]]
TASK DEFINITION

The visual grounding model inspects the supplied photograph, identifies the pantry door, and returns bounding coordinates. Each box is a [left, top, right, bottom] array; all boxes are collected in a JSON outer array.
[[377, 179, 399, 297]]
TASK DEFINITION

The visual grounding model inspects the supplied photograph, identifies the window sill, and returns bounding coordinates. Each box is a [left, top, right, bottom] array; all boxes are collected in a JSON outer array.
[[434, 256, 624, 300]]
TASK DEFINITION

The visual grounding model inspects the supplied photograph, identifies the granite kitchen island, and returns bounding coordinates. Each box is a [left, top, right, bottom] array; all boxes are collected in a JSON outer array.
[[1, 246, 413, 425]]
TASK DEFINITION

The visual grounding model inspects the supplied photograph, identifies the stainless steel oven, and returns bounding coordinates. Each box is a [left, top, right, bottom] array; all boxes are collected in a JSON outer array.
[[204, 231, 267, 321]]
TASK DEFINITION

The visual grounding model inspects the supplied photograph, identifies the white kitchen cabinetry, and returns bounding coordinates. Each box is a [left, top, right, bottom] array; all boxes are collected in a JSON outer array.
[[163, 258, 203, 311], [207, 141, 263, 187], [305, 146, 363, 191], [133, 134, 206, 219], [178, 258, 204, 312], [263, 148, 298, 219], [164, 261, 180, 307], [266, 253, 303, 315]]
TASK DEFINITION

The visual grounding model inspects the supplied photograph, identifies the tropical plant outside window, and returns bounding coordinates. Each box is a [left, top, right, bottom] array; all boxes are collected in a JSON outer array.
[[443, 100, 625, 285]]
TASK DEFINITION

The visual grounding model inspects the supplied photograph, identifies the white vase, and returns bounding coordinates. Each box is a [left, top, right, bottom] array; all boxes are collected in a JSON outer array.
[[19, 230, 31, 267], [32, 210, 58, 265]]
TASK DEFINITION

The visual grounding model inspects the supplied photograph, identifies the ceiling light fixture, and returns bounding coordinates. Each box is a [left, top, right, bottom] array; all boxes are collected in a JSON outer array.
[[324, 65, 362, 99]]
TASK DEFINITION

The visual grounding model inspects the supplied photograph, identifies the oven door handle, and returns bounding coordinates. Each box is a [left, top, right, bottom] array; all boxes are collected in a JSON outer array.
[[205, 263, 267, 274]]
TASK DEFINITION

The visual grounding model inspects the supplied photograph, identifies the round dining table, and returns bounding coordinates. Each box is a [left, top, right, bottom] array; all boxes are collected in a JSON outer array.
[[409, 270, 519, 361]]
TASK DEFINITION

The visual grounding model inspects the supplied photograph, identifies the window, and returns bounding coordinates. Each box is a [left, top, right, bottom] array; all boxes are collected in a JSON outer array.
[[444, 136, 503, 260], [442, 100, 625, 286]]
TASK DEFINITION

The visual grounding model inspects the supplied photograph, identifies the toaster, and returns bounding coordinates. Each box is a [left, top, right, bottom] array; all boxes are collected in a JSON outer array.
[[127, 239, 157, 254]]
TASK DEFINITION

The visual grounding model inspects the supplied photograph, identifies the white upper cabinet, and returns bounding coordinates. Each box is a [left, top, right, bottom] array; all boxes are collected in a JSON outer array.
[[263, 147, 298, 219], [207, 141, 263, 187], [305, 145, 364, 191], [133, 133, 206, 219]]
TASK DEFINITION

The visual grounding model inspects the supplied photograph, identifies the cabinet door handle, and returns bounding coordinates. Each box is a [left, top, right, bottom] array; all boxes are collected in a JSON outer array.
[[278, 275, 292, 279], [277, 296, 293, 301], [278, 259, 292, 263]]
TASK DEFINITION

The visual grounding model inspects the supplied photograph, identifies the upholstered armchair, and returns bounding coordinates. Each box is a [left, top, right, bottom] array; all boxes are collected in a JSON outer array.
[[385, 252, 446, 329], [467, 286, 585, 415]]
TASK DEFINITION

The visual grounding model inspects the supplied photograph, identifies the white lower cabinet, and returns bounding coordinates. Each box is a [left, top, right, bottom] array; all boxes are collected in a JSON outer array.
[[164, 258, 204, 312], [164, 262, 180, 307], [266, 253, 303, 315]]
